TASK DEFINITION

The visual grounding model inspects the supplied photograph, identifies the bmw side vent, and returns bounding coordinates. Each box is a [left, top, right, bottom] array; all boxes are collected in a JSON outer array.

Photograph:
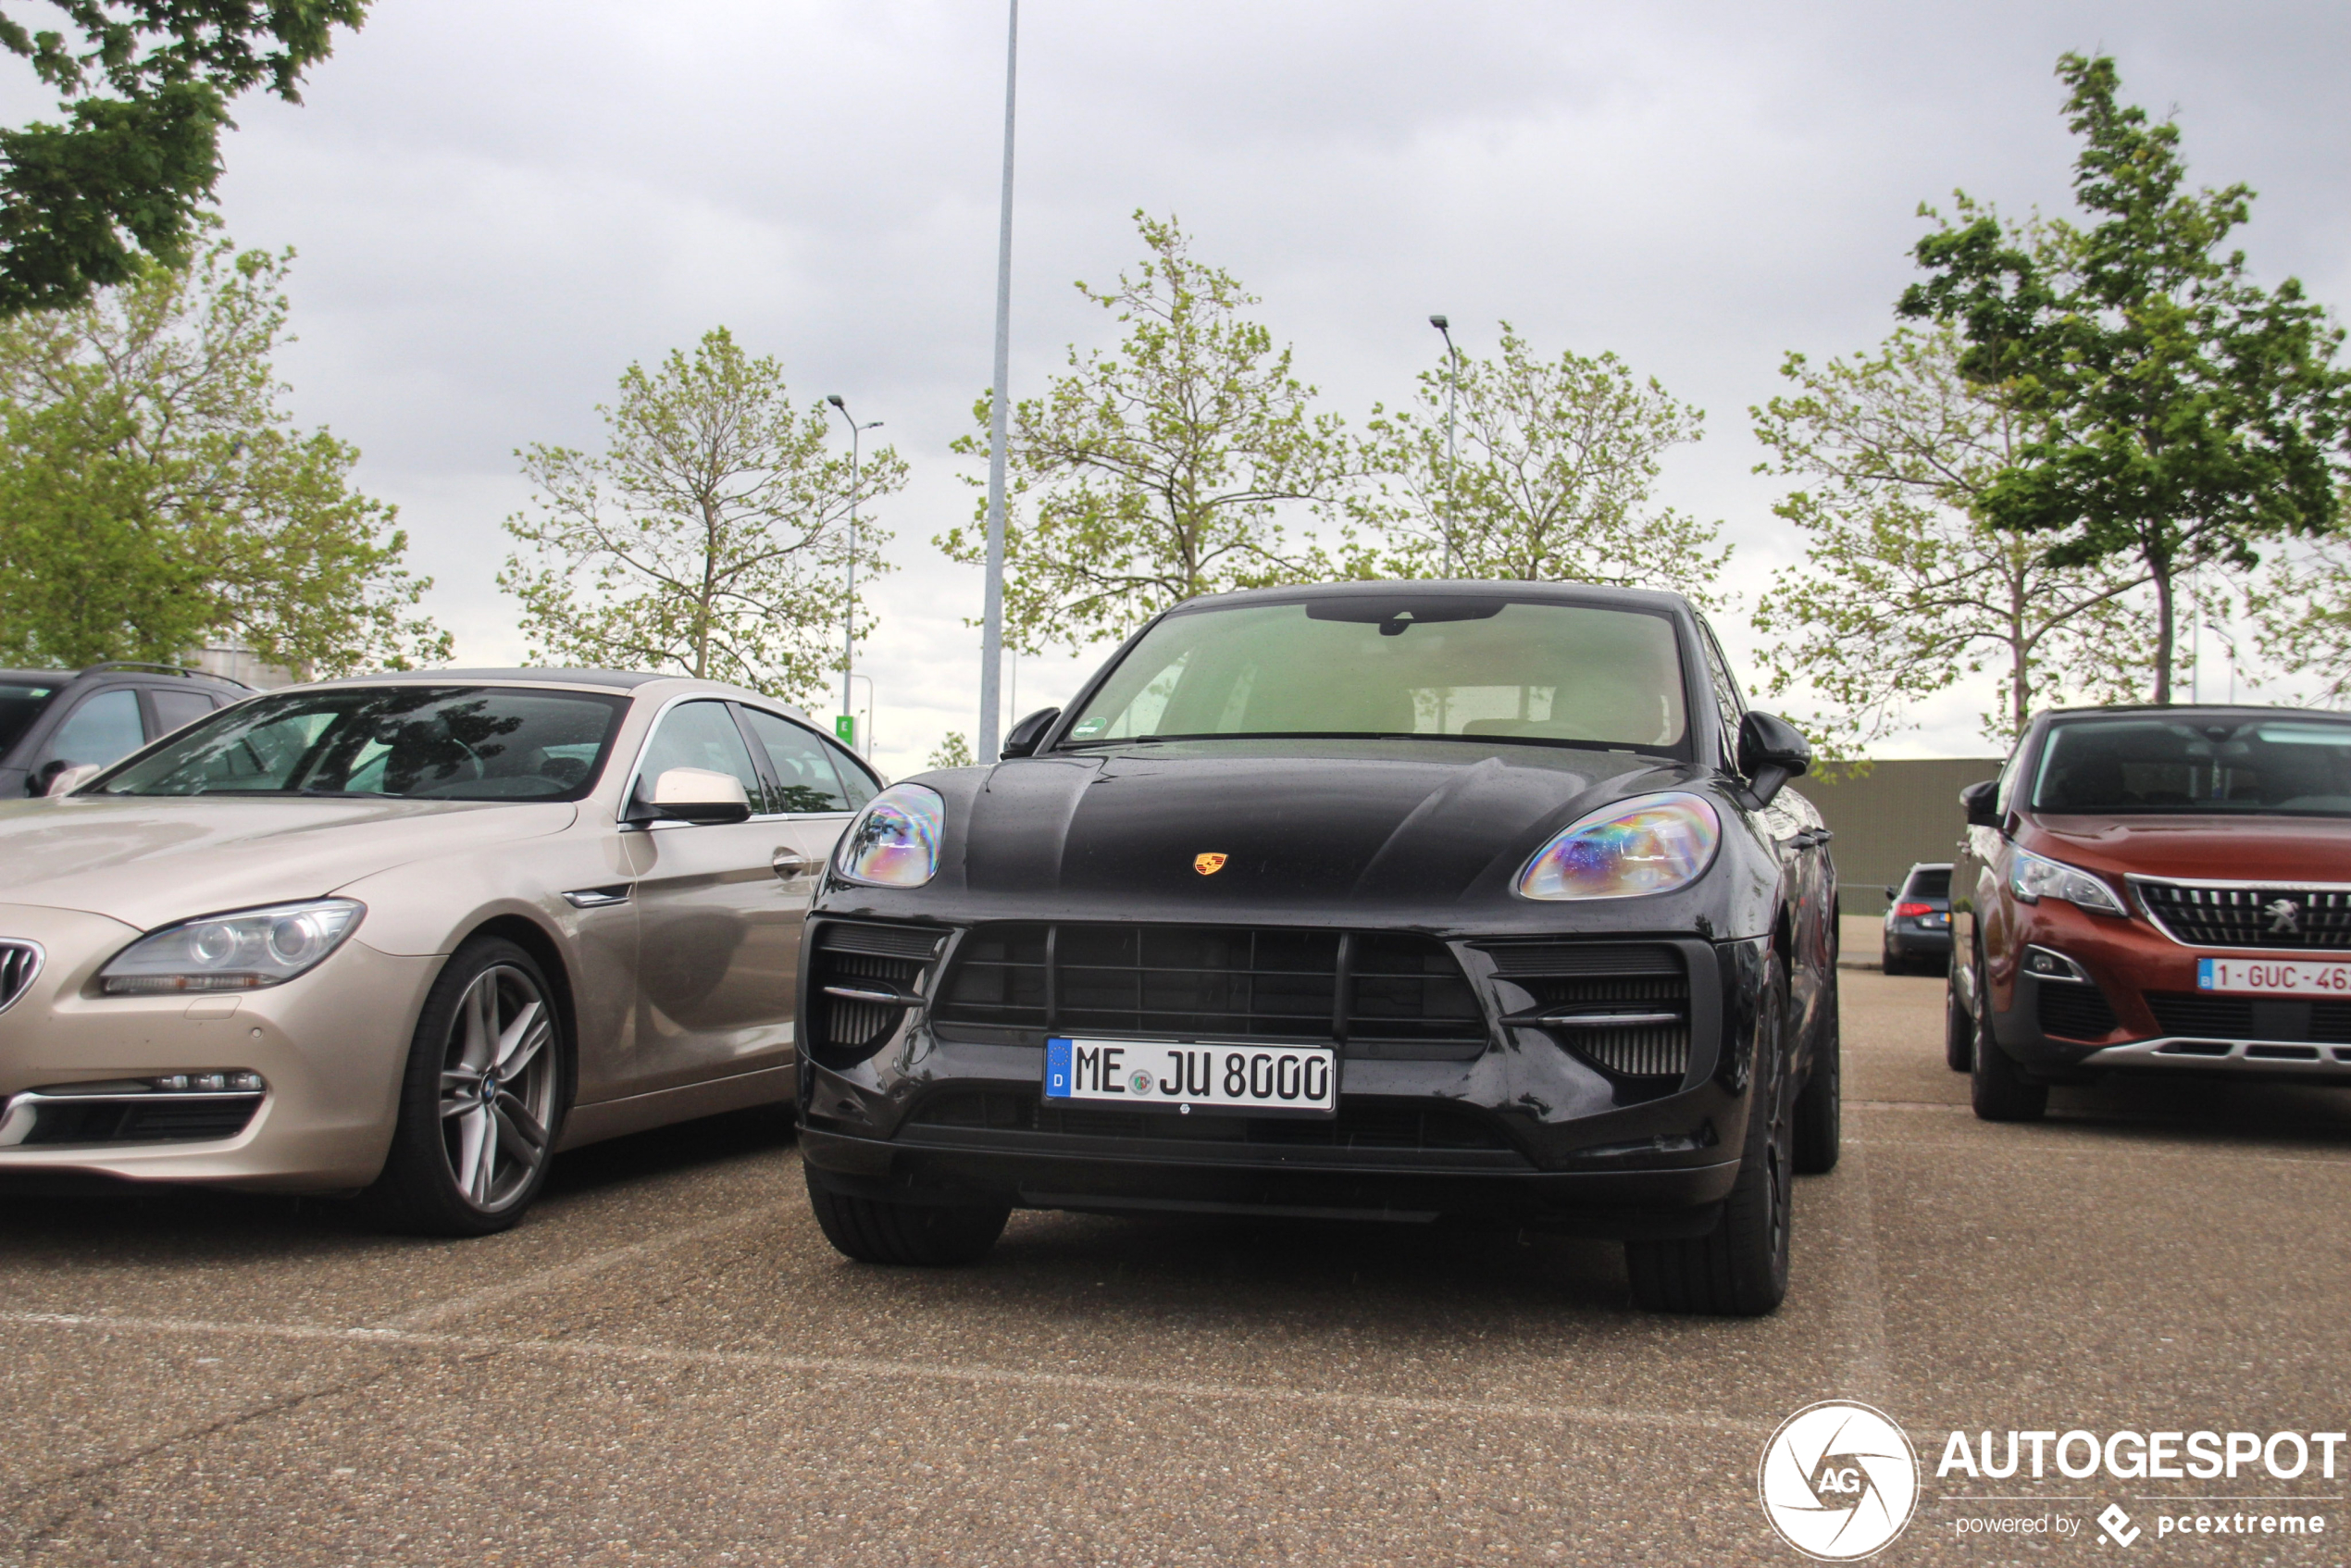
[[0, 940, 42, 1014], [2136, 880, 2351, 950], [1484, 942, 1690, 1098], [931, 924, 1486, 1058], [808, 923, 945, 1066]]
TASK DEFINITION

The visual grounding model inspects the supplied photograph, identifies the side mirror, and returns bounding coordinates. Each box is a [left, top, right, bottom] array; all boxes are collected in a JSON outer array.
[[1960, 779, 2000, 829], [1000, 706, 1062, 760], [44, 763, 102, 796], [1735, 711, 1811, 809], [1883, 885, 1897, 902], [629, 766, 752, 826]]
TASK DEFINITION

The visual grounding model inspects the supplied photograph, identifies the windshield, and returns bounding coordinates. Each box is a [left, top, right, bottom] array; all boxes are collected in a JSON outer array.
[[93, 686, 629, 801], [2032, 714, 2351, 816], [1064, 597, 1690, 754], [0, 682, 58, 754]]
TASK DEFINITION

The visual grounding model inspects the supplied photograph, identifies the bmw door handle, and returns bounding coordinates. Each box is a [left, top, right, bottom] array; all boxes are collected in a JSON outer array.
[[772, 852, 819, 882]]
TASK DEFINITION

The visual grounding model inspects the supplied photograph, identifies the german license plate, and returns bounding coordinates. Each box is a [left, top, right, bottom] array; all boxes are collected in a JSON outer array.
[[2197, 957, 2351, 995], [1044, 1038, 1337, 1116]]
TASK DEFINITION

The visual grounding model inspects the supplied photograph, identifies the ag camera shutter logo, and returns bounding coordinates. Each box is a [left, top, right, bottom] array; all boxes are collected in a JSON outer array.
[[1758, 1400, 1920, 1560]]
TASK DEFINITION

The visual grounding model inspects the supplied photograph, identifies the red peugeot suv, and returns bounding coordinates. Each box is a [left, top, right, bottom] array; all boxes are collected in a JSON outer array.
[[1948, 705, 2351, 1120]]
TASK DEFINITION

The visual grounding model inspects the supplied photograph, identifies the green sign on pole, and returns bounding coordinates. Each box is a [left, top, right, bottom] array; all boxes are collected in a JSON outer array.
[[835, 715, 855, 746]]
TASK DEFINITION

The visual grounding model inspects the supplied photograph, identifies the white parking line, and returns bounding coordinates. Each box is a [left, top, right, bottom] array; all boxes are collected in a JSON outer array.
[[0, 1310, 1773, 1437], [378, 1205, 780, 1331]]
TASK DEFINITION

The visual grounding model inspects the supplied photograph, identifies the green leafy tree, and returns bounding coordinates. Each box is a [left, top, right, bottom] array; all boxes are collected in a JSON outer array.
[[926, 731, 974, 769], [500, 328, 905, 703], [939, 213, 1348, 654], [1898, 52, 2351, 704], [1751, 326, 2156, 757], [0, 233, 445, 673], [2249, 521, 2351, 703], [0, 0, 368, 316], [1354, 323, 1727, 602]]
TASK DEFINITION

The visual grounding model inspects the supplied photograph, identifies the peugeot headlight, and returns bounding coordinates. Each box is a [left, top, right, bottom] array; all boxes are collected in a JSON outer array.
[[2007, 849, 2126, 916], [99, 899, 365, 994], [1516, 792, 1722, 901], [833, 784, 945, 888]]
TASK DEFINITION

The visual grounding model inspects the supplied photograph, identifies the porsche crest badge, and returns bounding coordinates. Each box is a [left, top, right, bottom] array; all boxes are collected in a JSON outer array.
[[1193, 852, 1228, 876]]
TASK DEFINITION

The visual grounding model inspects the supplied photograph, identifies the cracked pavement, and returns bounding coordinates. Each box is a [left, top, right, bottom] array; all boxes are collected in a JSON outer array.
[[3, 964, 2348, 1565]]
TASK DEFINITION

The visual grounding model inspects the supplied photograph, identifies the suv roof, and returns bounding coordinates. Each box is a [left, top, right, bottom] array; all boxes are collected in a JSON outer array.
[[0, 662, 251, 690]]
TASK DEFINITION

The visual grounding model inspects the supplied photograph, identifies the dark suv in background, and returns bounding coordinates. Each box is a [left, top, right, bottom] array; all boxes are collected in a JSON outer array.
[[0, 664, 251, 797], [1881, 863, 1952, 974]]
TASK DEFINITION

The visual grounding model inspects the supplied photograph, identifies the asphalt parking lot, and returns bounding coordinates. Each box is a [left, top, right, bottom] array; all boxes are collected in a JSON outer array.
[[5, 956, 2349, 1566]]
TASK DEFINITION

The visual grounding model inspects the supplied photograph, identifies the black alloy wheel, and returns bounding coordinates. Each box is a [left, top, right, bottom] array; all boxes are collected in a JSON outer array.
[[1625, 952, 1794, 1315], [1791, 970, 1840, 1176], [804, 1164, 1011, 1266], [1968, 943, 2047, 1122], [363, 937, 567, 1236]]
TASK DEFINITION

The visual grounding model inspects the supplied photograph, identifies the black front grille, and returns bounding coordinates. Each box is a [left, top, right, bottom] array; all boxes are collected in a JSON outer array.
[[1482, 942, 1690, 1092], [2145, 991, 2351, 1045], [2035, 982, 2121, 1040], [21, 1096, 259, 1145], [808, 922, 946, 1065], [2137, 881, 2351, 950], [907, 1089, 1512, 1152], [0, 940, 40, 1013], [933, 924, 1485, 1052]]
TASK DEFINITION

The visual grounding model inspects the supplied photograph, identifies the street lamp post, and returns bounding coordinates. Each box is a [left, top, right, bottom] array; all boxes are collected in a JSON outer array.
[[979, 0, 1019, 760], [826, 394, 882, 753], [1429, 315, 1458, 578]]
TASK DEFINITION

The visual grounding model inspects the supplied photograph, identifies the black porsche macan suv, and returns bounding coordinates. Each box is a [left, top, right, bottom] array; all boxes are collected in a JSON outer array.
[[795, 582, 1840, 1314]]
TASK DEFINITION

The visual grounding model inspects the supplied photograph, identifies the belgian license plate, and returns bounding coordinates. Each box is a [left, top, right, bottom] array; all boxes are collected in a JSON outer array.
[[2197, 957, 2351, 995], [1044, 1038, 1337, 1116]]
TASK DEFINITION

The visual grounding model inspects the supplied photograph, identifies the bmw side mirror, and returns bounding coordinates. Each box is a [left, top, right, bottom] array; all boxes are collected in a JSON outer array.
[[1960, 779, 1999, 829], [628, 766, 752, 826], [1000, 707, 1061, 760], [1735, 711, 1811, 810], [44, 763, 102, 796]]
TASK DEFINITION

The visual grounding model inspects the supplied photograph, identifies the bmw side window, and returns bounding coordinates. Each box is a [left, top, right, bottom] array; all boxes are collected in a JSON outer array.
[[633, 701, 764, 811], [735, 706, 852, 815], [824, 737, 879, 810], [44, 689, 146, 768]]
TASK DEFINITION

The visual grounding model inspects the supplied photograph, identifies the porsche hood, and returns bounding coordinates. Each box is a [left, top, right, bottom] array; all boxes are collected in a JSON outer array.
[[0, 796, 578, 931], [952, 743, 1686, 909]]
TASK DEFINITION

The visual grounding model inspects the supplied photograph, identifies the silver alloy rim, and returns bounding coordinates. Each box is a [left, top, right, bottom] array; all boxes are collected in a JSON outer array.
[[436, 964, 555, 1211]]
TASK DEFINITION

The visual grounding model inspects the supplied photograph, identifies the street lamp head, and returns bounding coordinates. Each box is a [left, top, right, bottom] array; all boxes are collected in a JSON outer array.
[[826, 393, 847, 409], [1428, 314, 1449, 331]]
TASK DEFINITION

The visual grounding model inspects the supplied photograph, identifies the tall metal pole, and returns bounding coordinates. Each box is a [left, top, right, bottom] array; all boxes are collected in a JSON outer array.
[[979, 0, 1018, 760], [1430, 316, 1457, 578], [827, 396, 879, 753]]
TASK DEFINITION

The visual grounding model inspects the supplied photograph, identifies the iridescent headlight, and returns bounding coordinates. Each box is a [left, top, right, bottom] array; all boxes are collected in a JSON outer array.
[[833, 784, 946, 888], [1515, 792, 1722, 901]]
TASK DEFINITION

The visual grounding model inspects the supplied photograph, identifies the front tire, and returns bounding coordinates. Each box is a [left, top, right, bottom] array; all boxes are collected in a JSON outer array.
[[1791, 973, 1840, 1176], [1969, 946, 2047, 1122], [1944, 972, 1973, 1073], [1626, 954, 1794, 1315], [362, 939, 567, 1237], [804, 1165, 1010, 1266]]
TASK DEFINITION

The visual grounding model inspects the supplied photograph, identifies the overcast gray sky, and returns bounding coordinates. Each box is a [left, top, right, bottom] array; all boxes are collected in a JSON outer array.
[[56, 1, 2351, 775]]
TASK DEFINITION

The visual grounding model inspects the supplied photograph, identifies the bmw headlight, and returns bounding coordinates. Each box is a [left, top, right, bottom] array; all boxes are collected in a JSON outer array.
[[2007, 849, 2126, 916], [1516, 792, 1722, 901], [833, 784, 946, 888], [99, 899, 365, 994]]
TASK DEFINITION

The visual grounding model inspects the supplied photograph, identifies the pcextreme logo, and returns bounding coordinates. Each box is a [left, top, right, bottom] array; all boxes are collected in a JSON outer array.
[[1759, 1400, 1922, 1561]]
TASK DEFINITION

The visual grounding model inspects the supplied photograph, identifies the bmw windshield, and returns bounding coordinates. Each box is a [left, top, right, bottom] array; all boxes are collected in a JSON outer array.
[[1064, 596, 1693, 758], [90, 686, 628, 802]]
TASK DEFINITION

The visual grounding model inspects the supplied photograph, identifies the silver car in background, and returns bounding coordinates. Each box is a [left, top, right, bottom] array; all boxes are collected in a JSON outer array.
[[0, 669, 877, 1234]]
